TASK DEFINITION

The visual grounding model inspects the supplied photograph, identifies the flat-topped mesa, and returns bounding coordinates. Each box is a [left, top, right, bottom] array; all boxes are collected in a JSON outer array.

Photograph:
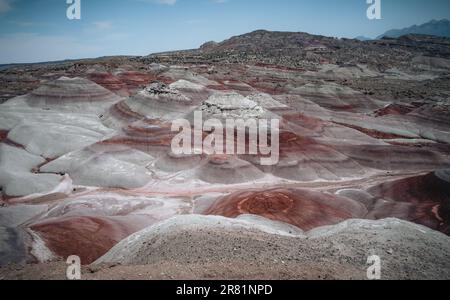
[[204, 188, 367, 230], [201, 92, 267, 119], [186, 92, 280, 128], [127, 82, 196, 120], [101, 81, 199, 129], [169, 80, 211, 104]]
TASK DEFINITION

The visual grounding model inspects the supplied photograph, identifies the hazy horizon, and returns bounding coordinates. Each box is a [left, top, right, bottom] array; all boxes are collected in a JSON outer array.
[[1, 0, 450, 64]]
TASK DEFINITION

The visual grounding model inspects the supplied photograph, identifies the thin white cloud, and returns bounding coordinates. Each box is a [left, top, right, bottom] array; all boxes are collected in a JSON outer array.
[[93, 21, 112, 30], [157, 0, 177, 4], [8, 20, 52, 27], [138, 0, 177, 5], [0, 0, 13, 13]]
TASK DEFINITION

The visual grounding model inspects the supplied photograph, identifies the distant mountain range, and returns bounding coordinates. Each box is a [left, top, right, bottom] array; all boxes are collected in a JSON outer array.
[[0, 56, 134, 71], [146, 29, 450, 74], [377, 19, 450, 39]]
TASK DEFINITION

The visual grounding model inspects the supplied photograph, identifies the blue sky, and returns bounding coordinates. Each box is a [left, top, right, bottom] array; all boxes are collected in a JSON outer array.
[[0, 0, 449, 64]]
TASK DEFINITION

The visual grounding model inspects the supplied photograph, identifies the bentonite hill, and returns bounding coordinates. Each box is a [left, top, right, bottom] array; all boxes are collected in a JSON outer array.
[[0, 30, 450, 280]]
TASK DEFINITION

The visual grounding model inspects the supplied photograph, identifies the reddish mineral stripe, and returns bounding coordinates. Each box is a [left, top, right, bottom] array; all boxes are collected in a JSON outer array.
[[109, 101, 144, 122], [374, 103, 414, 117], [254, 63, 305, 72], [368, 172, 450, 235], [30, 216, 142, 264], [205, 188, 363, 231], [0, 130, 8, 142], [332, 122, 414, 140], [116, 71, 155, 91], [88, 72, 129, 96]]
